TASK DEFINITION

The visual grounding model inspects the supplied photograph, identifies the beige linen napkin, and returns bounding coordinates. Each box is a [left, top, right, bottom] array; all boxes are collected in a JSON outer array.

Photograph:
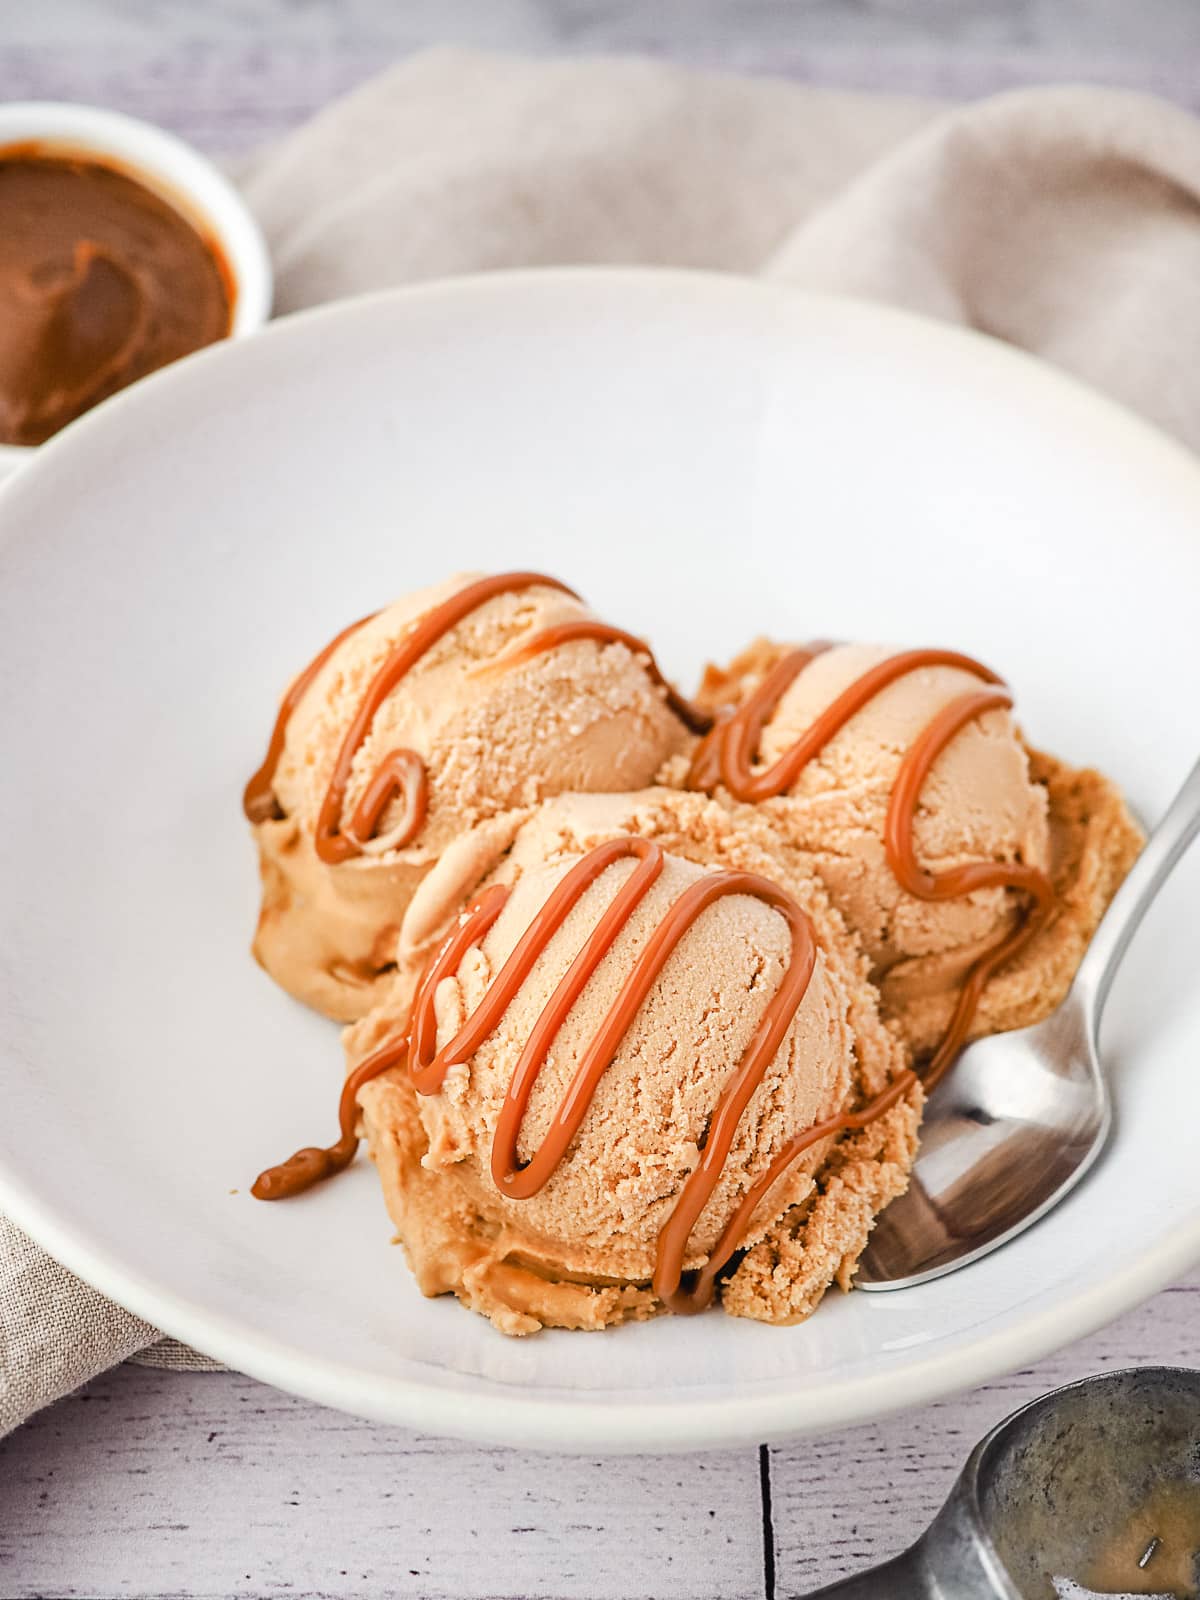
[[246, 50, 1200, 449], [5, 48, 1200, 1438]]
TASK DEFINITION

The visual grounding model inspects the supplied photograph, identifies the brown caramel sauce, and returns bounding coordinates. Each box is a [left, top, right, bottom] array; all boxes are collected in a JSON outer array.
[[0, 148, 234, 446]]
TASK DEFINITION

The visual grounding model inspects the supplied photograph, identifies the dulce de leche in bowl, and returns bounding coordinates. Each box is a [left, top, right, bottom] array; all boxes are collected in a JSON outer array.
[[0, 103, 271, 454]]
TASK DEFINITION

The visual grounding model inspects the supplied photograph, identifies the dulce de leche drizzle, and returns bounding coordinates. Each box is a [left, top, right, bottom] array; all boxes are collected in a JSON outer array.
[[250, 1047, 405, 1199], [242, 613, 376, 826], [255, 837, 922, 1314], [689, 646, 1056, 1082], [476, 621, 713, 735], [243, 573, 573, 860], [243, 573, 704, 861]]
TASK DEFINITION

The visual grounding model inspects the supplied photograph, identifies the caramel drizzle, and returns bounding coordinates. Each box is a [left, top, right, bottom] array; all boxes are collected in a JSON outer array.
[[242, 613, 375, 826], [476, 621, 713, 735], [689, 646, 1003, 800], [243, 574, 705, 859], [689, 646, 1056, 1081], [250, 1044, 406, 1200], [250, 889, 508, 1202], [344, 749, 429, 855], [243, 573, 575, 861]]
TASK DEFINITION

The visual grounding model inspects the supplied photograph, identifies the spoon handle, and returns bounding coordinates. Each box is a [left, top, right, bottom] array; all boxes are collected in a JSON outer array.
[[1073, 753, 1200, 1024], [797, 1549, 932, 1598]]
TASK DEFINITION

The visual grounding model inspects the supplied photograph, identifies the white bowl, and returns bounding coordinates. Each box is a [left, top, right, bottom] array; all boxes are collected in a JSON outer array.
[[0, 101, 271, 477], [0, 271, 1196, 1452]]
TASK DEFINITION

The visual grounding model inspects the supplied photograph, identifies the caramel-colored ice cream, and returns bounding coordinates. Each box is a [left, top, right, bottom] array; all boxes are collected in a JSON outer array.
[[690, 640, 1050, 992], [685, 638, 1144, 1061], [891, 746, 1143, 1060], [349, 790, 920, 1335], [243, 574, 1145, 1343], [248, 574, 693, 1021]]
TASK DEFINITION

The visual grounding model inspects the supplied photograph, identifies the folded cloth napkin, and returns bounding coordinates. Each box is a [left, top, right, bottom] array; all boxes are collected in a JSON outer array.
[[243, 50, 1200, 450], [5, 47, 1200, 1438]]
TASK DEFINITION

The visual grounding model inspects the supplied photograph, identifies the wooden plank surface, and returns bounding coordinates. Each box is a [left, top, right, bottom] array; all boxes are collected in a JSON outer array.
[[0, 1365, 765, 1600], [1, 1273, 1197, 1598], [2, 5, 1199, 1597], [769, 1276, 1200, 1593]]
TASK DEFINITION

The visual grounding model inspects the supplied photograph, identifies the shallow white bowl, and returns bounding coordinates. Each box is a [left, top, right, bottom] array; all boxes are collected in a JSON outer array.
[[0, 270, 1196, 1453], [0, 101, 271, 477]]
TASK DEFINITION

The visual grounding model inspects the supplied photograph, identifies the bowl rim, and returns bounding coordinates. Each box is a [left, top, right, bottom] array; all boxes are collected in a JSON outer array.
[[0, 99, 272, 470], [1, 266, 1199, 1453]]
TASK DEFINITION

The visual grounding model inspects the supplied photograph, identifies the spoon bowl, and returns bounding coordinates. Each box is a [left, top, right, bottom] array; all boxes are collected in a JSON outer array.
[[858, 754, 1200, 1290], [807, 1366, 1200, 1598]]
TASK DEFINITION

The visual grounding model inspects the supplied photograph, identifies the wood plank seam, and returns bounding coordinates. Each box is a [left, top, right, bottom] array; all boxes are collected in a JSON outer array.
[[759, 1443, 776, 1600]]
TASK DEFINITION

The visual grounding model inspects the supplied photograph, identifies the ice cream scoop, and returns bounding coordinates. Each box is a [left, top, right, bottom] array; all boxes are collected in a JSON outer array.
[[342, 790, 920, 1334], [807, 1367, 1200, 1599], [685, 639, 1142, 1078], [690, 639, 1051, 986], [244, 573, 697, 1021]]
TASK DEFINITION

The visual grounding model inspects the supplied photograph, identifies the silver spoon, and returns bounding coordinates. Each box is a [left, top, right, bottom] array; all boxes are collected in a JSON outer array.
[[856, 753, 1200, 1291], [803, 1365, 1200, 1598]]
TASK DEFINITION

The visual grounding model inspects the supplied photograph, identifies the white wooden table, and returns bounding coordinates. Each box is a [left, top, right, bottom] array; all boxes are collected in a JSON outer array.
[[2, 5, 1199, 1594], [2, 1282, 1197, 1597]]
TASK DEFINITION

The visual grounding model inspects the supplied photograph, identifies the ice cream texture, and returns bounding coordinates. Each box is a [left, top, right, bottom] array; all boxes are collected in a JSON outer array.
[[690, 639, 1049, 975], [685, 637, 1143, 1059], [348, 790, 921, 1335], [243, 578, 1145, 1339], [247, 573, 693, 1021]]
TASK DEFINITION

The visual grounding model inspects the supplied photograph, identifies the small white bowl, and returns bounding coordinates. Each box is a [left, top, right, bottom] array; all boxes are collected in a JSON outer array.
[[0, 101, 272, 478]]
